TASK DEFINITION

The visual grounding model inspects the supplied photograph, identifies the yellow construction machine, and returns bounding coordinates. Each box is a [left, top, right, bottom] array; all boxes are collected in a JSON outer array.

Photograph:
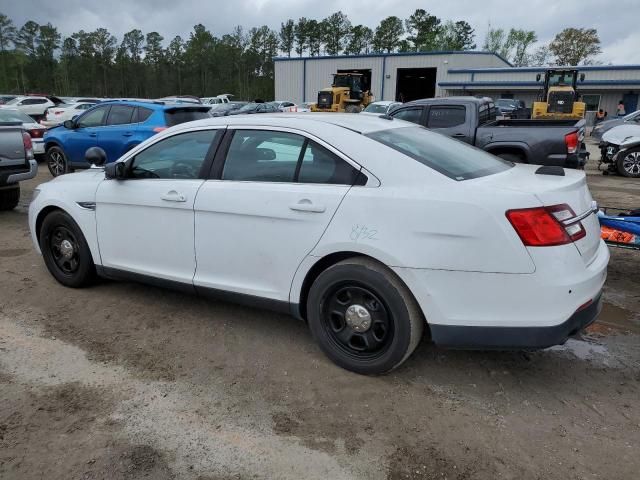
[[532, 68, 586, 120], [311, 73, 374, 113]]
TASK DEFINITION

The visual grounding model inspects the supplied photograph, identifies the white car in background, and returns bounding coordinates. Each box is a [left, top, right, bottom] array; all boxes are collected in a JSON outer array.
[[0, 95, 58, 119], [40, 102, 97, 127], [28, 114, 608, 374], [361, 101, 402, 116], [202, 94, 233, 105], [0, 108, 46, 156], [270, 101, 305, 112]]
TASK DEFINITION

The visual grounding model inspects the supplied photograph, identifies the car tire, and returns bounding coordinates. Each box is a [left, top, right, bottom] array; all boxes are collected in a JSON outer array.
[[345, 104, 362, 114], [616, 149, 640, 178], [47, 146, 70, 177], [0, 184, 20, 211], [497, 153, 524, 163], [307, 257, 424, 375], [39, 210, 96, 288]]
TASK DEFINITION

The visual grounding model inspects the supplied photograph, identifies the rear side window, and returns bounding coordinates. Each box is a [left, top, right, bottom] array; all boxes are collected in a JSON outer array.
[[366, 126, 512, 181], [223, 131, 304, 182], [106, 105, 135, 125], [164, 108, 210, 127], [478, 103, 497, 125], [299, 141, 360, 185], [427, 106, 466, 128], [136, 107, 154, 123], [392, 108, 423, 125]]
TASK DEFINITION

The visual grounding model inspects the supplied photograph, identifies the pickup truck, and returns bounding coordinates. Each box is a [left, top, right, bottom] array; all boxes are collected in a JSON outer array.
[[0, 123, 38, 210], [389, 96, 588, 168]]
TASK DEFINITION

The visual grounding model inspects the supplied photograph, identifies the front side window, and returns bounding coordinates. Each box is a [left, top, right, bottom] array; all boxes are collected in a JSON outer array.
[[427, 106, 466, 128], [366, 126, 512, 181], [392, 108, 423, 125], [77, 106, 109, 128], [106, 105, 135, 125], [130, 130, 218, 179]]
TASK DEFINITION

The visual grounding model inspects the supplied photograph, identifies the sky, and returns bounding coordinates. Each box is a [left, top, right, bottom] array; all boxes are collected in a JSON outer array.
[[2, 0, 636, 64]]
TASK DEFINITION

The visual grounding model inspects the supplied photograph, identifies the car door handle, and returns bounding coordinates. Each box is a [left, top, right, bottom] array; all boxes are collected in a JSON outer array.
[[289, 199, 326, 213], [123, 132, 133, 137], [161, 190, 187, 202], [89, 133, 97, 137], [452, 133, 466, 138]]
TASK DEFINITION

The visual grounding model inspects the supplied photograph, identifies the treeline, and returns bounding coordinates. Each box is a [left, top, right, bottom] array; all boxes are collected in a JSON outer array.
[[0, 10, 602, 100]]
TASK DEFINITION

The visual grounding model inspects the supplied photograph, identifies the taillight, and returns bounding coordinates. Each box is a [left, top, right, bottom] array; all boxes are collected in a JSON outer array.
[[153, 127, 167, 133], [28, 128, 44, 138], [565, 131, 579, 154], [506, 203, 585, 247], [22, 131, 34, 160]]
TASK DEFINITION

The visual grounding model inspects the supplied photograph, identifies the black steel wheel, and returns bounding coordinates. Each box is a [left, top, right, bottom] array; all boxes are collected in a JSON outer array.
[[322, 284, 394, 360], [307, 257, 424, 375], [40, 210, 96, 287]]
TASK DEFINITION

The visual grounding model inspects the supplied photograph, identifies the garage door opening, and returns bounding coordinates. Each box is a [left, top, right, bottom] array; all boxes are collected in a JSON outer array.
[[337, 69, 372, 95], [396, 68, 437, 102]]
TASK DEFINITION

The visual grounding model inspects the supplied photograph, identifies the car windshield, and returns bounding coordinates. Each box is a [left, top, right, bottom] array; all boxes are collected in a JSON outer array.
[[364, 104, 388, 114], [623, 110, 640, 121], [366, 126, 512, 181], [497, 99, 516, 107], [0, 109, 34, 123], [237, 104, 258, 112]]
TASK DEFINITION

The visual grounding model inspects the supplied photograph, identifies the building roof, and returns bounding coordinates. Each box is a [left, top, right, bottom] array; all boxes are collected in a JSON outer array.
[[274, 50, 512, 66]]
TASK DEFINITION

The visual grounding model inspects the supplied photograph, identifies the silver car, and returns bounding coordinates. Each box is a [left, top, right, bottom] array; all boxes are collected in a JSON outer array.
[[592, 110, 640, 141]]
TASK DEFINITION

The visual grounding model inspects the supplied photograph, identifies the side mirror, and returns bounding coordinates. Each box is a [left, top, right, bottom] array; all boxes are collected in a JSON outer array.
[[85, 147, 107, 167], [63, 120, 75, 129], [580, 73, 585, 82], [104, 161, 127, 180], [536, 73, 541, 82]]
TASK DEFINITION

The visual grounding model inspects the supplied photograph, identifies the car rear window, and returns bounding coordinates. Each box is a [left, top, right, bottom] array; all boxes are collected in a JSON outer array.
[[164, 108, 210, 127], [366, 126, 512, 181]]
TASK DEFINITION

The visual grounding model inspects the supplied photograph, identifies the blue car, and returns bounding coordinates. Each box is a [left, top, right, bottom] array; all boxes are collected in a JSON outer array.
[[44, 100, 211, 176]]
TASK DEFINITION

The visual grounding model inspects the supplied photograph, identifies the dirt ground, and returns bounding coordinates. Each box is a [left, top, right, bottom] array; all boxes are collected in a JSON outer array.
[[1, 142, 639, 480]]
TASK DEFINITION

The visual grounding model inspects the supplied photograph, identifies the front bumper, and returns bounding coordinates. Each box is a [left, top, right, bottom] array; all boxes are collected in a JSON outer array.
[[1, 159, 38, 185], [429, 292, 603, 349]]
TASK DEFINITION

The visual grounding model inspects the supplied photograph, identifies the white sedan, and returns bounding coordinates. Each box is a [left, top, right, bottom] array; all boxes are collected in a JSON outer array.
[[28, 114, 608, 374], [40, 102, 97, 127]]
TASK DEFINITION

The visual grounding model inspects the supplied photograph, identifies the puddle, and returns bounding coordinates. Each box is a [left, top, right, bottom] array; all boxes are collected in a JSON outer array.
[[549, 338, 610, 361], [592, 303, 640, 335]]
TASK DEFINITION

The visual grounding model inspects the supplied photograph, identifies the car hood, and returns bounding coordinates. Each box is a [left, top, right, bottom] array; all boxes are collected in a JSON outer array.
[[602, 124, 640, 146]]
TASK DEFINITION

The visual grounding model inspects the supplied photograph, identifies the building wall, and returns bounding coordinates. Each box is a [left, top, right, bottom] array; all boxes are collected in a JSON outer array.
[[274, 52, 510, 104]]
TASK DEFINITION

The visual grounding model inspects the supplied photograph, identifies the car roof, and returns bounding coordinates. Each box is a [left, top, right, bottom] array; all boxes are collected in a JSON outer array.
[[369, 101, 399, 106], [173, 113, 409, 135], [405, 96, 493, 106], [98, 99, 210, 110]]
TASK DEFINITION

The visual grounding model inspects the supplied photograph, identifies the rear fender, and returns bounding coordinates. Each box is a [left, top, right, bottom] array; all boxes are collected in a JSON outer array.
[[485, 141, 531, 161]]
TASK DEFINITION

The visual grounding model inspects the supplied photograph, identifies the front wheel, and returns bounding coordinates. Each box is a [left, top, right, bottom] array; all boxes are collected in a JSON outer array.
[[39, 210, 96, 287], [617, 149, 640, 178], [47, 146, 71, 177], [307, 258, 424, 375]]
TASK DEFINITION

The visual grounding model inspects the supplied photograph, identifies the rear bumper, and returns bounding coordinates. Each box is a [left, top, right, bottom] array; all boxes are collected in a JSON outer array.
[[1, 159, 38, 185], [429, 291, 602, 349]]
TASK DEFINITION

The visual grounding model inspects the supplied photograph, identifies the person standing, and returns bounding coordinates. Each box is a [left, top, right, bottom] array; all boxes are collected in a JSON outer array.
[[617, 100, 626, 117]]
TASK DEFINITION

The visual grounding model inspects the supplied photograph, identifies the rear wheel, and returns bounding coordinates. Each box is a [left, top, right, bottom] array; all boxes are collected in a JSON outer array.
[[617, 149, 640, 178], [47, 146, 71, 177], [307, 258, 424, 375], [345, 104, 362, 114], [0, 184, 20, 211], [497, 153, 524, 163], [39, 210, 96, 287]]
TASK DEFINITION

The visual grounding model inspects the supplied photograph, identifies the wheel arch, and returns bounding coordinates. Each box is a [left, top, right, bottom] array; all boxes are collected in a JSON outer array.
[[294, 251, 430, 337], [34, 204, 101, 266], [485, 144, 529, 162]]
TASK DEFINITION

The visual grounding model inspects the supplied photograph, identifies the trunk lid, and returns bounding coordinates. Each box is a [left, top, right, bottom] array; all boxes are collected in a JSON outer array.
[[472, 164, 600, 264]]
